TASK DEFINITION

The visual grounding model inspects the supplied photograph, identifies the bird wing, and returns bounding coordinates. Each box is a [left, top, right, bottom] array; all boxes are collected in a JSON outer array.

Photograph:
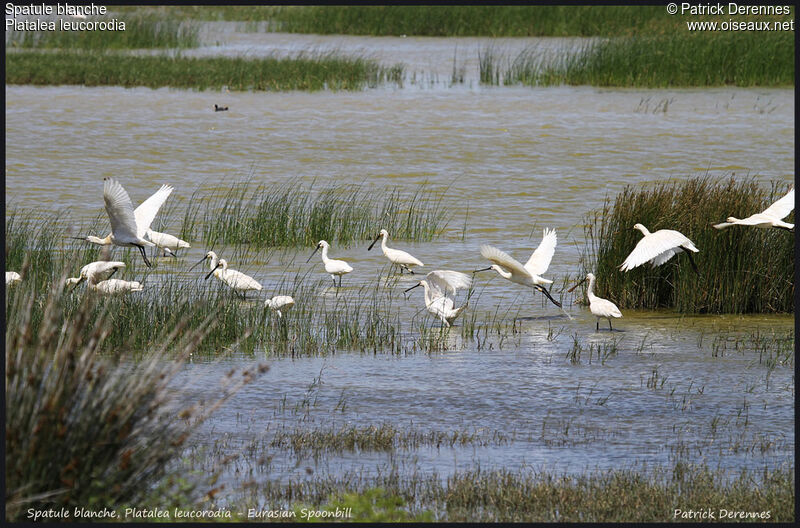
[[620, 230, 690, 271], [524, 228, 557, 276], [133, 184, 173, 238], [426, 270, 472, 298], [760, 188, 794, 220], [713, 222, 733, 230], [480, 245, 528, 277], [104, 178, 140, 242]]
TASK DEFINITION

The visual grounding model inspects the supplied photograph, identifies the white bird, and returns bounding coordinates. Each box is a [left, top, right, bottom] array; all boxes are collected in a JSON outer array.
[[6, 271, 22, 286], [66, 260, 124, 287], [204, 258, 263, 298], [190, 250, 220, 273], [265, 295, 295, 318], [714, 187, 794, 231], [368, 229, 424, 274], [568, 273, 622, 331], [73, 182, 175, 264], [474, 239, 562, 308], [146, 229, 191, 257], [307, 240, 353, 288], [620, 223, 700, 275], [404, 270, 472, 327], [90, 278, 144, 295]]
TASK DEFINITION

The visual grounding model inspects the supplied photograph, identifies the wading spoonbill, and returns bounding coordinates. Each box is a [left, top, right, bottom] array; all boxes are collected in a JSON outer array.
[[714, 187, 794, 231], [568, 273, 622, 331], [204, 259, 263, 298], [307, 240, 353, 288], [69, 261, 143, 294], [146, 229, 191, 257], [6, 271, 22, 286], [66, 260, 124, 287], [404, 270, 472, 327], [474, 238, 562, 308], [620, 224, 700, 275], [190, 251, 220, 273], [265, 295, 295, 318], [367, 229, 423, 274]]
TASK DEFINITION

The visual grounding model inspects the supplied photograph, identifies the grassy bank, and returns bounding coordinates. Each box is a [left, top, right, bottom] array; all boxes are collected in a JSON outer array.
[[183, 181, 450, 249], [6, 15, 199, 49], [5, 50, 404, 91], [579, 177, 794, 313], [485, 32, 794, 87]]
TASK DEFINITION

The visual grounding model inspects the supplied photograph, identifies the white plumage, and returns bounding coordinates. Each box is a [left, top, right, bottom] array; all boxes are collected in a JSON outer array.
[[405, 270, 472, 327], [66, 260, 125, 287], [100, 178, 161, 267], [307, 240, 353, 287], [714, 187, 794, 230], [569, 273, 622, 331], [68, 261, 142, 294], [368, 229, 424, 273], [619, 223, 699, 275], [6, 271, 22, 286], [146, 229, 191, 257], [205, 258, 263, 298], [265, 295, 295, 318]]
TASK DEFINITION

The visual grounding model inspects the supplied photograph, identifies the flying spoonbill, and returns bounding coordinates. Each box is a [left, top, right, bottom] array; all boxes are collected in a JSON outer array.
[[474, 231, 562, 308], [404, 270, 472, 327], [568, 273, 622, 331], [204, 259, 263, 298], [265, 295, 295, 318], [307, 240, 353, 288], [714, 187, 794, 231], [620, 224, 700, 275], [367, 229, 423, 274], [6, 271, 22, 286]]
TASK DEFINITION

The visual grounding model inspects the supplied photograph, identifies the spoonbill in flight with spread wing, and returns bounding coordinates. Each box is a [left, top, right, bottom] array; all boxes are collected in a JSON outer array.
[[714, 187, 794, 231], [404, 270, 472, 327], [620, 224, 700, 275]]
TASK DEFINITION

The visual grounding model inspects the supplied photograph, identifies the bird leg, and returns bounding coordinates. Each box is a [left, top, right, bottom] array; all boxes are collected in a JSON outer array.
[[608, 318, 613, 331], [596, 320, 600, 332], [136, 244, 153, 268], [537, 285, 562, 308], [680, 247, 701, 276]]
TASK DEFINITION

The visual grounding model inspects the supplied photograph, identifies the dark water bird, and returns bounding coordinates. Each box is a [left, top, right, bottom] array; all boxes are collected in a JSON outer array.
[[214, 104, 229, 112]]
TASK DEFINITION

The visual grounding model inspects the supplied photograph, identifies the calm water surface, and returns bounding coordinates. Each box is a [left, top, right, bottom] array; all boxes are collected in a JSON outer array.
[[5, 32, 794, 493]]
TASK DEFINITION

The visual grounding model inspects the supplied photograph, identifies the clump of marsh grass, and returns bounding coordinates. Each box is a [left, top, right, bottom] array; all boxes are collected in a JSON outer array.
[[580, 176, 793, 313], [184, 180, 451, 249], [6, 14, 199, 49], [6, 50, 405, 91], [4, 268, 266, 521]]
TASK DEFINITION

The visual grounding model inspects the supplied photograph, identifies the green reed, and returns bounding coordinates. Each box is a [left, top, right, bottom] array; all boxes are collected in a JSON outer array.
[[6, 50, 405, 91], [187, 180, 450, 249], [6, 15, 199, 49], [500, 32, 794, 87], [4, 263, 265, 521], [579, 176, 794, 313]]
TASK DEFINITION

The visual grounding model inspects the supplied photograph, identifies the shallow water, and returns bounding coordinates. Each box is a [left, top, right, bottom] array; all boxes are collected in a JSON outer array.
[[4, 30, 794, 495]]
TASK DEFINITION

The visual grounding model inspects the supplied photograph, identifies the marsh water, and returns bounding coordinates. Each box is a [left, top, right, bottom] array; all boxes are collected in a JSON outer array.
[[5, 28, 794, 500]]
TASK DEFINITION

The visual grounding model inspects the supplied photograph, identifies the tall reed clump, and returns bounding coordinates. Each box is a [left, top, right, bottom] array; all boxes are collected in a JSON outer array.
[[533, 32, 794, 87], [580, 176, 794, 313], [4, 270, 266, 521], [185, 181, 450, 249], [6, 15, 199, 49], [6, 50, 405, 91]]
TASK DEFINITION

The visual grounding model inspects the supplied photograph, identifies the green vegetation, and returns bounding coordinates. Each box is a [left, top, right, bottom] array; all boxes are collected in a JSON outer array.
[[6, 15, 199, 49], [5, 51, 404, 91], [4, 267, 265, 521], [185, 181, 450, 249], [580, 177, 794, 313]]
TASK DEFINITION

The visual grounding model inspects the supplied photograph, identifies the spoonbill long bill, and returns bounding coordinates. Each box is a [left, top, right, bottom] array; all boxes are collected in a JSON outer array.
[[190, 251, 220, 272], [620, 224, 700, 275], [404, 270, 472, 327], [307, 240, 353, 287], [204, 259, 263, 299], [72, 182, 174, 266], [368, 229, 423, 274], [568, 273, 622, 331], [265, 295, 295, 318], [474, 241, 562, 309], [714, 187, 794, 231], [6, 271, 22, 286]]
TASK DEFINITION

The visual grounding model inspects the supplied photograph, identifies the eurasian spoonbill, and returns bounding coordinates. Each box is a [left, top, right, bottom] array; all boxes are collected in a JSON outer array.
[[69, 261, 143, 294], [619, 224, 700, 275], [404, 270, 472, 327], [6, 271, 22, 286], [367, 229, 423, 274], [190, 251, 219, 272], [204, 259, 263, 298], [568, 273, 622, 331], [66, 260, 124, 288], [146, 229, 191, 257], [713, 187, 794, 231], [265, 295, 295, 318], [307, 240, 353, 288], [474, 240, 562, 308]]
